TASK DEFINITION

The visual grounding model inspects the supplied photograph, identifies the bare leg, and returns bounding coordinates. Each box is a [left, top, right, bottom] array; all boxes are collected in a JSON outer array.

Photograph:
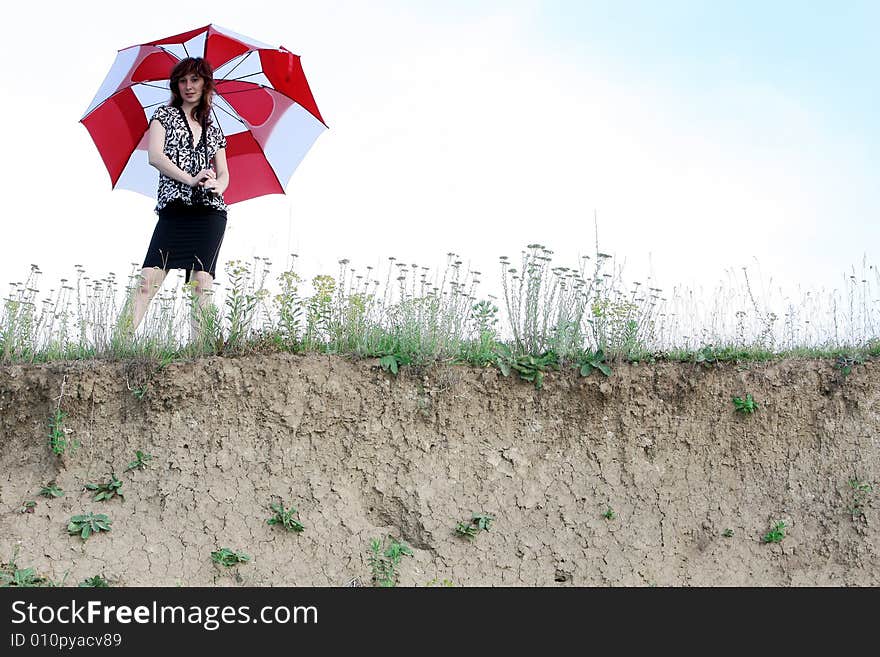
[[130, 267, 168, 334], [189, 270, 216, 341]]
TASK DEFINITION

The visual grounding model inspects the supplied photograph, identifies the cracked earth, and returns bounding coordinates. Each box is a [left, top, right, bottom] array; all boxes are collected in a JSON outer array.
[[0, 352, 878, 586]]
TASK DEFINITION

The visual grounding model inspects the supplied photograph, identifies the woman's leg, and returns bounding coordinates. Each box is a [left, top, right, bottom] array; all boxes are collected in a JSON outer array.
[[130, 267, 168, 333], [189, 270, 216, 340]]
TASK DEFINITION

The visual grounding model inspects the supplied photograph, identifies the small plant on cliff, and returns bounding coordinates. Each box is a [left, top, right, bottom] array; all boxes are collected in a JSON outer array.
[[694, 345, 720, 367], [39, 482, 64, 498], [85, 474, 124, 502], [732, 393, 759, 414], [847, 478, 874, 521], [512, 351, 560, 390], [491, 343, 560, 389], [79, 575, 110, 588], [211, 548, 251, 567], [603, 506, 616, 520], [267, 501, 305, 532], [48, 409, 78, 457], [369, 536, 413, 587], [124, 450, 154, 472], [762, 521, 786, 544], [833, 354, 863, 378], [1, 549, 48, 588], [425, 577, 455, 587], [67, 513, 112, 541], [454, 512, 495, 541], [576, 348, 612, 377]]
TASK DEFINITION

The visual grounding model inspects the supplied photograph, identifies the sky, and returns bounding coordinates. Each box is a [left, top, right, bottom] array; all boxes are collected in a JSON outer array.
[[1, 0, 878, 316]]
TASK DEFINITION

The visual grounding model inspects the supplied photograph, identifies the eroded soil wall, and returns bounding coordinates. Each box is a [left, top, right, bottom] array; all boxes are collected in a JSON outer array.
[[0, 353, 877, 586]]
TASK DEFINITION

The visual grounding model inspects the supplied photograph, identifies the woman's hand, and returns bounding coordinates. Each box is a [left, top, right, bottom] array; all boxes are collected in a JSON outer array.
[[190, 169, 216, 187]]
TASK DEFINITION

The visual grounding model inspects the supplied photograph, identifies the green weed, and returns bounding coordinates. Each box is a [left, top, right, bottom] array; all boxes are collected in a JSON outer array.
[[834, 354, 863, 377], [762, 521, 786, 544], [1, 549, 48, 588], [267, 501, 305, 533], [79, 575, 110, 587], [732, 394, 759, 414], [369, 536, 413, 587], [425, 578, 455, 587], [18, 500, 36, 514], [491, 343, 560, 389], [85, 474, 124, 502], [39, 482, 64, 498], [455, 512, 495, 541], [722, 528, 734, 538], [603, 507, 616, 520], [576, 348, 612, 377], [211, 548, 251, 567], [48, 408, 78, 457], [67, 513, 112, 540], [124, 450, 154, 472], [847, 478, 874, 521]]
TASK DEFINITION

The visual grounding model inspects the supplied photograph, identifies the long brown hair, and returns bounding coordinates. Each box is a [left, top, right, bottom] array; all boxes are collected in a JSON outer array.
[[169, 57, 216, 125]]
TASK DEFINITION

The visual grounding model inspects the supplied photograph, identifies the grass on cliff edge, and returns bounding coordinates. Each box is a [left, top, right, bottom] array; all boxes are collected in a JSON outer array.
[[2, 244, 879, 370]]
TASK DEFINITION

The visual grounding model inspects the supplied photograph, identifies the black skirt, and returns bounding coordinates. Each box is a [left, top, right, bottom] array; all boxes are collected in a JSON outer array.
[[142, 200, 228, 283]]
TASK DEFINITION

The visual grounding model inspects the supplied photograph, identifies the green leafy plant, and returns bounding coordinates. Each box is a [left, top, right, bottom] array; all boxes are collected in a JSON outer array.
[[694, 345, 719, 367], [732, 393, 759, 414], [67, 513, 112, 540], [267, 501, 305, 532], [762, 521, 786, 544], [490, 344, 563, 388], [454, 522, 478, 540], [0, 548, 49, 588], [369, 536, 413, 587], [577, 348, 612, 377], [124, 450, 154, 472], [211, 547, 251, 567], [722, 528, 734, 538], [48, 408, 78, 457], [85, 474, 124, 502], [834, 354, 863, 377], [455, 512, 495, 540], [511, 351, 560, 389], [602, 507, 616, 520], [79, 575, 110, 587], [425, 578, 455, 587], [379, 352, 412, 375], [847, 478, 874, 521], [39, 482, 64, 498]]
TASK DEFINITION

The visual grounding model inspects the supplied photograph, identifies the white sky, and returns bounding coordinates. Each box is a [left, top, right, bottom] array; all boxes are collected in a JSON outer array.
[[1, 0, 878, 316]]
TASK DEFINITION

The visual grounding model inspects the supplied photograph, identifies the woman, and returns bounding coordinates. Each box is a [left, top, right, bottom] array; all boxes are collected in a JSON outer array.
[[127, 56, 230, 340]]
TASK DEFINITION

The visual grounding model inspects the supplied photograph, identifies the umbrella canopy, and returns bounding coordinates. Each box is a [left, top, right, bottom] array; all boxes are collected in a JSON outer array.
[[80, 24, 327, 204]]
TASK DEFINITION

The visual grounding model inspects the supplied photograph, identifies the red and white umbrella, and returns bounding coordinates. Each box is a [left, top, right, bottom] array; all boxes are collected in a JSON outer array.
[[80, 24, 327, 204]]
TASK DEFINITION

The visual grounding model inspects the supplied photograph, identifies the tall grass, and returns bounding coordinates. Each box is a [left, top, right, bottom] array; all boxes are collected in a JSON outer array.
[[1, 244, 878, 366]]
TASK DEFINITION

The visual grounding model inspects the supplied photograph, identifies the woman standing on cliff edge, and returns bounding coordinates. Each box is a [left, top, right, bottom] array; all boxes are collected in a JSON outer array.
[[124, 56, 230, 342]]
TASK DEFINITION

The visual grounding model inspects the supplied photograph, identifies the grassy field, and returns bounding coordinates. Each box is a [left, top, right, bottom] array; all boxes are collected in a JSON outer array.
[[2, 244, 878, 370]]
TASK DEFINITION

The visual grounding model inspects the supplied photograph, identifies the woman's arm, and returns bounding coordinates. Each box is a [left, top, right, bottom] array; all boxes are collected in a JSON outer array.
[[147, 119, 208, 187]]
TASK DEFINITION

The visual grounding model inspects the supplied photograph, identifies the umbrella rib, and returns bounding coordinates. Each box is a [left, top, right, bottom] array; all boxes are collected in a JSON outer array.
[[220, 71, 270, 83], [216, 51, 253, 82], [213, 103, 245, 125]]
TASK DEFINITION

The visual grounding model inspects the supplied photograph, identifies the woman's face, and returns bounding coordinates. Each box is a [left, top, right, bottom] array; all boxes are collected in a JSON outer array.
[[178, 73, 205, 103]]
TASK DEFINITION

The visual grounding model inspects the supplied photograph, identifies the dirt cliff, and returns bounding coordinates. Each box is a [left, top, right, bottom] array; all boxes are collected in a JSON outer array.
[[0, 352, 877, 586]]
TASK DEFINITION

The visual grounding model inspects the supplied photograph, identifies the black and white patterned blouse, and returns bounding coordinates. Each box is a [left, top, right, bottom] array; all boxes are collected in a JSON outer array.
[[149, 104, 228, 214]]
